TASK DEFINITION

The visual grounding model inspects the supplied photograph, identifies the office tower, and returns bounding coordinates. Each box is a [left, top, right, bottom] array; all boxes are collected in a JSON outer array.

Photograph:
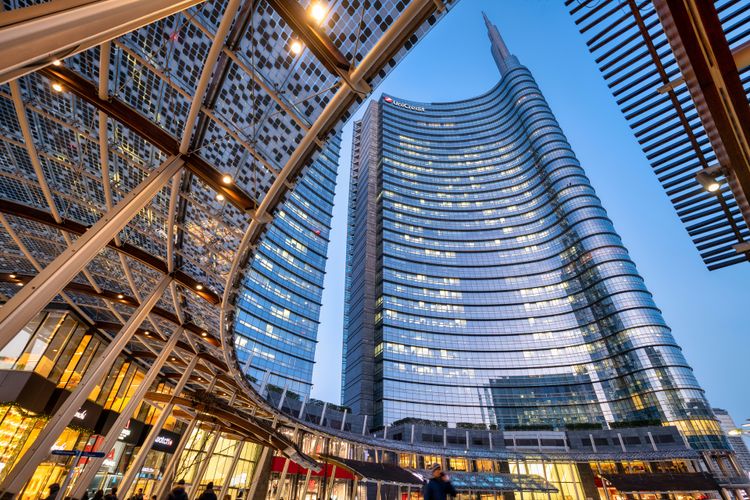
[[234, 138, 340, 398], [341, 14, 725, 451]]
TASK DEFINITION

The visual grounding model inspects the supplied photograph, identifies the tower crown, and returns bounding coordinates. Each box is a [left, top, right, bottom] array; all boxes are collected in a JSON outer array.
[[483, 12, 515, 77]]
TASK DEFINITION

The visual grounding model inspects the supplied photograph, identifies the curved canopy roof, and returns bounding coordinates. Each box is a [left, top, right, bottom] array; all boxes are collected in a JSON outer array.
[[0, 0, 456, 462]]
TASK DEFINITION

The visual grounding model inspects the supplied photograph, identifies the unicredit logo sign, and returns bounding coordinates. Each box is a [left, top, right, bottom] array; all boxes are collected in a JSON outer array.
[[383, 96, 425, 112]]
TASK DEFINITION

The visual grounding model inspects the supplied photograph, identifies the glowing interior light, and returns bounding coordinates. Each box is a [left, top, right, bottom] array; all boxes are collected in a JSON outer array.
[[290, 40, 303, 55], [310, 2, 327, 22]]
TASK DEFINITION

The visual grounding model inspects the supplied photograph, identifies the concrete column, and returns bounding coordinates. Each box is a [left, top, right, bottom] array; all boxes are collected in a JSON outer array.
[[272, 458, 291, 500], [298, 396, 308, 419], [595, 462, 612, 500], [351, 477, 358, 500], [0, 274, 172, 496], [119, 354, 200, 496], [218, 441, 246, 500], [68, 327, 185, 498], [154, 417, 199, 499], [298, 467, 312, 500], [277, 383, 289, 410], [320, 402, 328, 426], [325, 465, 337, 499], [247, 447, 272, 500], [188, 431, 221, 497]]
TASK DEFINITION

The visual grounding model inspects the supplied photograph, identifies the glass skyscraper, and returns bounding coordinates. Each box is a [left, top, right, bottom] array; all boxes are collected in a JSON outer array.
[[342, 15, 724, 450], [234, 138, 340, 398]]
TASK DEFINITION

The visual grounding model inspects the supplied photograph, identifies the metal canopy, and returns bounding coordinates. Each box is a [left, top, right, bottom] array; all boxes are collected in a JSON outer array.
[[409, 470, 558, 494], [0, 0, 456, 474], [566, 0, 750, 270], [321, 455, 424, 486], [600, 472, 720, 493]]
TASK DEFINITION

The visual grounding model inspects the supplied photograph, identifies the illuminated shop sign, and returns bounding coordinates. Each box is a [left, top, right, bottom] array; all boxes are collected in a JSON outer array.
[[383, 96, 425, 112], [150, 429, 181, 454], [154, 435, 173, 446]]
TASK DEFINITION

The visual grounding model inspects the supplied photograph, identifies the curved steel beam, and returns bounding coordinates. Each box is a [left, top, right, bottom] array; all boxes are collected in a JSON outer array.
[[218, 0, 448, 420], [38, 65, 258, 213], [0, 0, 206, 84], [145, 390, 319, 470], [265, 0, 367, 92], [0, 199, 220, 305], [0, 273, 220, 347]]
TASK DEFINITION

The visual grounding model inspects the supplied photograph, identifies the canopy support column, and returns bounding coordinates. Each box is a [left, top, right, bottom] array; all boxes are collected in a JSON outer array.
[[69, 327, 185, 498], [0, 274, 172, 496], [119, 354, 200, 496], [0, 155, 183, 352]]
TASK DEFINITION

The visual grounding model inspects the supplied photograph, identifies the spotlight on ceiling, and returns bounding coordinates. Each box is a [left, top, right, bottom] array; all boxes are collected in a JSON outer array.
[[310, 2, 327, 23], [696, 171, 721, 193], [290, 40, 303, 55]]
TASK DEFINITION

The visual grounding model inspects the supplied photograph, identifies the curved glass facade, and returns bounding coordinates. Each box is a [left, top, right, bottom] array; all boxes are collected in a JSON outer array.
[[234, 138, 340, 398], [342, 20, 724, 450]]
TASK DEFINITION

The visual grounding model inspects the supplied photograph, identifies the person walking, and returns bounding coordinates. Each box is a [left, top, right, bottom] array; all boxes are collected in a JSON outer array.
[[166, 480, 189, 500], [197, 482, 218, 500], [422, 464, 457, 500], [44, 483, 61, 500], [130, 488, 144, 500], [104, 487, 119, 500], [92, 489, 105, 500]]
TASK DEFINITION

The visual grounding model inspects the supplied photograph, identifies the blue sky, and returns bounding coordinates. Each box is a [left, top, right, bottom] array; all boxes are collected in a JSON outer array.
[[311, 0, 750, 425]]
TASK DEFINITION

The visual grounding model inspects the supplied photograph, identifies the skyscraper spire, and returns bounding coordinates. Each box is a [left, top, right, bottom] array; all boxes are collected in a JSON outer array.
[[483, 12, 513, 77]]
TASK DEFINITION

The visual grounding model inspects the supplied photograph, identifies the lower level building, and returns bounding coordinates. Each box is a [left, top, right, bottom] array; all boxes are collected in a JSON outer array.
[[0, 310, 747, 500]]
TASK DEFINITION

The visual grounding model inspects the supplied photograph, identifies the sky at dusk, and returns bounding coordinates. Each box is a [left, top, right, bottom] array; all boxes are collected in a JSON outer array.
[[310, 0, 750, 426]]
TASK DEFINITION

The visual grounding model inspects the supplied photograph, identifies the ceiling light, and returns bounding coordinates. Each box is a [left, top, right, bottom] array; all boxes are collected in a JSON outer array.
[[144, 331, 150, 336], [696, 171, 721, 193], [52, 60, 62, 67], [310, 2, 327, 23], [221, 174, 233, 185], [196, 284, 204, 291], [290, 40, 303, 55], [201, 332, 208, 337], [16, 282, 23, 286], [216, 193, 225, 201], [51, 82, 63, 92], [9, 274, 16, 279], [117, 294, 124, 299]]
